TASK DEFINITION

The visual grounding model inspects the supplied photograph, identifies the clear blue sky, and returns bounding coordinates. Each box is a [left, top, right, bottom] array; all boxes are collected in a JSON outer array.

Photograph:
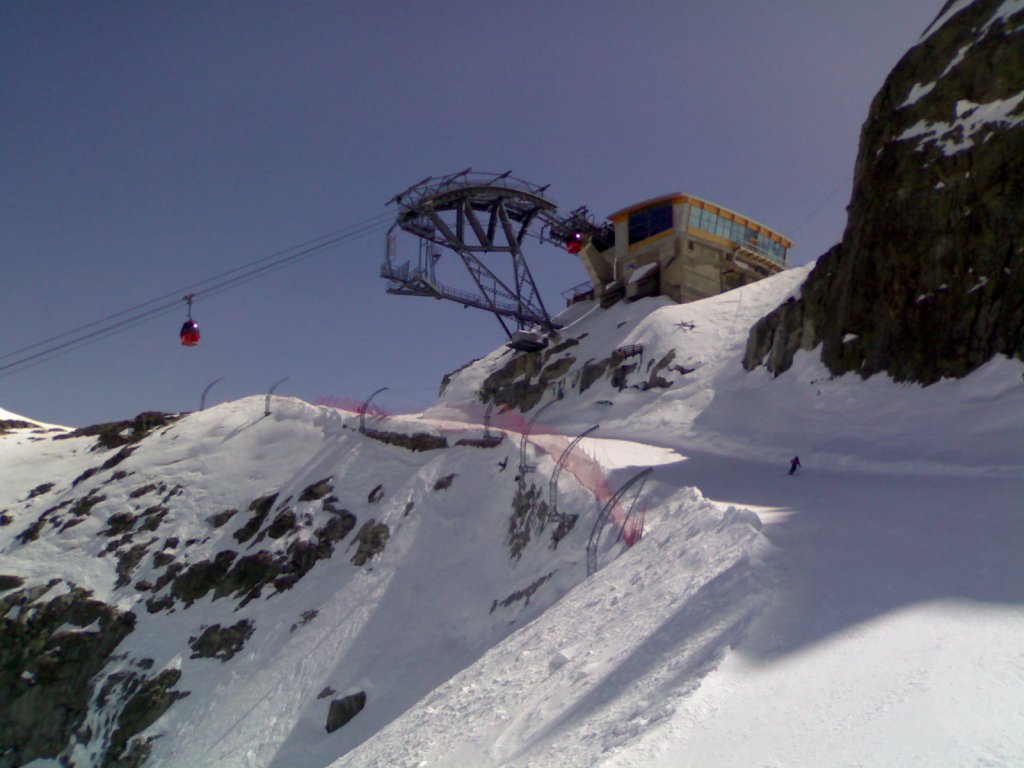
[[1, 1, 941, 426]]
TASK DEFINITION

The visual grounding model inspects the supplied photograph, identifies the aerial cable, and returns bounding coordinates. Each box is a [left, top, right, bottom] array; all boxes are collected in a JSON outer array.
[[185, 213, 391, 299], [0, 213, 391, 378], [0, 298, 187, 379], [0, 296, 191, 377], [786, 174, 851, 239], [0, 211, 392, 363], [0, 216, 390, 375], [185, 216, 388, 303]]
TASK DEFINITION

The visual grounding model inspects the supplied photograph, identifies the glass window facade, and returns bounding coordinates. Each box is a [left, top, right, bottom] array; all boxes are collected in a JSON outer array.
[[687, 206, 786, 265], [628, 202, 674, 245]]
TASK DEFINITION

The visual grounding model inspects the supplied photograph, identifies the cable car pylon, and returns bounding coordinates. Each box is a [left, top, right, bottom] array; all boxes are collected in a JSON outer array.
[[382, 170, 612, 352]]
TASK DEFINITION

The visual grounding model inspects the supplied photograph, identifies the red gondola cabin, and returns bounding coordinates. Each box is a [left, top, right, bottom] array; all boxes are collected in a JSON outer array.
[[180, 319, 201, 347]]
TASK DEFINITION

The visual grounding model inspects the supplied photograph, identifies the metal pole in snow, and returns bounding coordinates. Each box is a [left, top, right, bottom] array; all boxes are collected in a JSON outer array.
[[519, 399, 556, 476], [549, 424, 599, 521], [200, 377, 225, 411], [265, 377, 290, 416], [359, 387, 388, 433]]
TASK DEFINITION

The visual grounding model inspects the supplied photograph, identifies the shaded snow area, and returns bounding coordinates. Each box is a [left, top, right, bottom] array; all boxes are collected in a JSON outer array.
[[3, 260, 1023, 767]]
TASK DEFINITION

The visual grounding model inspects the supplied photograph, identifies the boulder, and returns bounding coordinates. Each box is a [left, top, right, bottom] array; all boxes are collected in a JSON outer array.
[[325, 691, 367, 733]]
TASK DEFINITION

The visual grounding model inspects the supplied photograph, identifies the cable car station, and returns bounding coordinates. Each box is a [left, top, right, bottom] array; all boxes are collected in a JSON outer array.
[[582, 193, 791, 306], [382, 170, 791, 351]]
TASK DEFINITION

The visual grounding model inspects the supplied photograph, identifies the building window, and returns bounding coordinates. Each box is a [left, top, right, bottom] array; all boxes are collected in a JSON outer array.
[[688, 205, 787, 266], [628, 202, 674, 244]]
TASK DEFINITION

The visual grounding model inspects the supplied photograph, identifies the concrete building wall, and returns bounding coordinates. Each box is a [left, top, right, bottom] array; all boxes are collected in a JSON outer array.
[[663, 240, 721, 302]]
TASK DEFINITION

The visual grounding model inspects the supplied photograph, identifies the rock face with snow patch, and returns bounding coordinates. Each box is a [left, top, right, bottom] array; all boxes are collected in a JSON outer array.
[[1, 397, 614, 766], [0, 582, 139, 766], [745, 0, 1024, 383]]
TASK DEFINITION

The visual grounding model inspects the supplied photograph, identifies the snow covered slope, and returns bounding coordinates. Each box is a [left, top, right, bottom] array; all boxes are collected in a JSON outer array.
[[3, 256, 1022, 767], [1, 398, 629, 766], [335, 264, 1024, 767]]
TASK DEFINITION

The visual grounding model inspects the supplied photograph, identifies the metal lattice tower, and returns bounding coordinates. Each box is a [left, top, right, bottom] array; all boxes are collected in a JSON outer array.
[[382, 169, 610, 343]]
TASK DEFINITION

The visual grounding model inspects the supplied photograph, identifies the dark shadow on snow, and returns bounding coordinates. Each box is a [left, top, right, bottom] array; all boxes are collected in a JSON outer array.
[[508, 558, 762, 763], [648, 450, 1024, 661]]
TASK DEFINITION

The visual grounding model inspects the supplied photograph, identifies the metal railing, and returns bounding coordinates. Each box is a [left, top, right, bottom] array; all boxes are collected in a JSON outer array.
[[560, 280, 596, 302]]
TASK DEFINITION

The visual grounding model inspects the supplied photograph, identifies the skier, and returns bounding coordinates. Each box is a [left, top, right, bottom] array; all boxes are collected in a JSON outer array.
[[788, 456, 801, 475]]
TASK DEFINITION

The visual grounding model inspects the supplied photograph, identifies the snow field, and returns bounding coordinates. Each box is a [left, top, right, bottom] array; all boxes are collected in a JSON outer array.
[[334, 487, 766, 768], [3, 251, 1023, 767]]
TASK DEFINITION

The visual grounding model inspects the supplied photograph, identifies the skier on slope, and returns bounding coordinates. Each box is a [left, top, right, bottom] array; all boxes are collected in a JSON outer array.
[[789, 456, 801, 475]]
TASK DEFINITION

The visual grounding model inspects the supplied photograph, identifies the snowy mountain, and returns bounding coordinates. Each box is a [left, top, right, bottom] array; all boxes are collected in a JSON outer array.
[[4, 2, 1024, 766], [3, 259, 1022, 766]]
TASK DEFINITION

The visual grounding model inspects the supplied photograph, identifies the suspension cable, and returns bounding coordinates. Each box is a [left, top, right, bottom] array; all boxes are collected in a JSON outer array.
[[0, 213, 392, 378], [786, 174, 851, 239], [1, 211, 392, 363]]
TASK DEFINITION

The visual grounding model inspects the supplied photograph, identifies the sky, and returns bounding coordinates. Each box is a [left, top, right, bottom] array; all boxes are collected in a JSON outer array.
[[1, 0, 943, 426]]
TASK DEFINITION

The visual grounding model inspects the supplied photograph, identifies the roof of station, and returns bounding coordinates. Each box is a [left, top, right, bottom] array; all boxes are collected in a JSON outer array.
[[607, 193, 792, 248]]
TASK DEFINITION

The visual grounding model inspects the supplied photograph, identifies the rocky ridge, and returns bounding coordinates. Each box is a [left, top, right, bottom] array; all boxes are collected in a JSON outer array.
[[744, 0, 1024, 383]]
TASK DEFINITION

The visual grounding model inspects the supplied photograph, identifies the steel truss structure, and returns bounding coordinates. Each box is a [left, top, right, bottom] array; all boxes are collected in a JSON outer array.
[[382, 169, 609, 339]]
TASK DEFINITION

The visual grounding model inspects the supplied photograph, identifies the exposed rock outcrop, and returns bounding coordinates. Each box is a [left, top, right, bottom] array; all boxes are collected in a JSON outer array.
[[454, 434, 504, 448], [100, 667, 190, 767], [481, 337, 661, 412], [325, 691, 367, 733], [432, 473, 456, 491], [53, 411, 181, 451], [507, 482, 550, 560], [351, 520, 389, 566], [361, 428, 448, 452], [189, 620, 255, 661], [0, 419, 38, 434], [299, 477, 334, 501], [0, 582, 137, 767], [745, 0, 1024, 383], [480, 342, 578, 412], [490, 570, 556, 614]]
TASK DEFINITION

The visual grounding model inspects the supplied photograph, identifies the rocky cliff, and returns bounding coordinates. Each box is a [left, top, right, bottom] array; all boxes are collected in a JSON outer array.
[[744, 0, 1024, 383]]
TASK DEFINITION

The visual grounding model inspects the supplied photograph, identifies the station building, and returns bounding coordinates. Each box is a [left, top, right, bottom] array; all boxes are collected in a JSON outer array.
[[575, 193, 792, 306]]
